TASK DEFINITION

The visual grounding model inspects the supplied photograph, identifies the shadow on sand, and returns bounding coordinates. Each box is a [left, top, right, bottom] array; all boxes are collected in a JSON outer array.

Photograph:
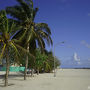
[[0, 73, 24, 87]]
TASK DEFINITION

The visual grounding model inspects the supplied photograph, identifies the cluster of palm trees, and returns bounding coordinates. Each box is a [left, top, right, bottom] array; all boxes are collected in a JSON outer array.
[[0, 0, 60, 87]]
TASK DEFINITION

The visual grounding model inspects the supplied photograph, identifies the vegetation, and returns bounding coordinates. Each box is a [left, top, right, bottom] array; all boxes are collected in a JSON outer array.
[[0, 10, 31, 86], [6, 0, 53, 80], [0, 0, 61, 87], [35, 49, 48, 75], [44, 50, 61, 72]]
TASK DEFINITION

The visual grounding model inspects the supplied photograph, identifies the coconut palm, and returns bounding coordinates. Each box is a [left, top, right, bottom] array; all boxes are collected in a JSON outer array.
[[0, 10, 19, 86], [6, 0, 53, 80], [0, 10, 33, 86]]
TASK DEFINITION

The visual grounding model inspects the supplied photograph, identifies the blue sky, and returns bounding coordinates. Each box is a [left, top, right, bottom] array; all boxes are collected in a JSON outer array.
[[0, 0, 90, 68]]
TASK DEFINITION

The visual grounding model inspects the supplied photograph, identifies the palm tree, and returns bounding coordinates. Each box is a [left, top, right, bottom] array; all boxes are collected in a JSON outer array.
[[6, 0, 53, 80], [0, 10, 33, 86], [0, 10, 18, 86]]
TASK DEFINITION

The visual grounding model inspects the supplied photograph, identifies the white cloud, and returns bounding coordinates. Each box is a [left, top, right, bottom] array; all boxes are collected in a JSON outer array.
[[73, 52, 81, 65], [77, 61, 81, 65], [61, 52, 90, 68], [67, 45, 73, 48], [81, 40, 90, 48], [81, 40, 85, 44], [73, 52, 80, 62], [88, 58, 90, 61]]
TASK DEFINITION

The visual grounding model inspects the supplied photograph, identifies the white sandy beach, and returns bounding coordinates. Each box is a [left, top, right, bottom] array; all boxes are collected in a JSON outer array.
[[0, 69, 90, 90]]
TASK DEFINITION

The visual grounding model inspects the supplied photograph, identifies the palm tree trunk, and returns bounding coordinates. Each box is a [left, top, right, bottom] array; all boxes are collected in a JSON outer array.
[[24, 43, 29, 80], [5, 48, 9, 86], [37, 67, 39, 75], [31, 68, 34, 77]]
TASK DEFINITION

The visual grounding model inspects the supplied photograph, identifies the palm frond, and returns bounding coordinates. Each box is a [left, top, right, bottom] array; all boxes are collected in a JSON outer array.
[[35, 23, 51, 35], [36, 35, 45, 51], [36, 29, 53, 46], [25, 26, 34, 44], [33, 8, 38, 20], [13, 42, 35, 60], [6, 6, 27, 21], [10, 42, 20, 56], [0, 10, 8, 33], [17, 0, 33, 18], [0, 39, 3, 42], [10, 42, 21, 64], [29, 39, 36, 55], [0, 44, 6, 59]]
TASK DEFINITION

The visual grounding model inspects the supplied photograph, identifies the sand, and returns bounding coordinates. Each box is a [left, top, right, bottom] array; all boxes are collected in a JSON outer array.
[[0, 69, 90, 90]]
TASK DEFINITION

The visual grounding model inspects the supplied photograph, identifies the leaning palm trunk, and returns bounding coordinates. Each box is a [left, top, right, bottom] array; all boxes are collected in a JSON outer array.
[[5, 48, 9, 86], [24, 43, 29, 80]]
